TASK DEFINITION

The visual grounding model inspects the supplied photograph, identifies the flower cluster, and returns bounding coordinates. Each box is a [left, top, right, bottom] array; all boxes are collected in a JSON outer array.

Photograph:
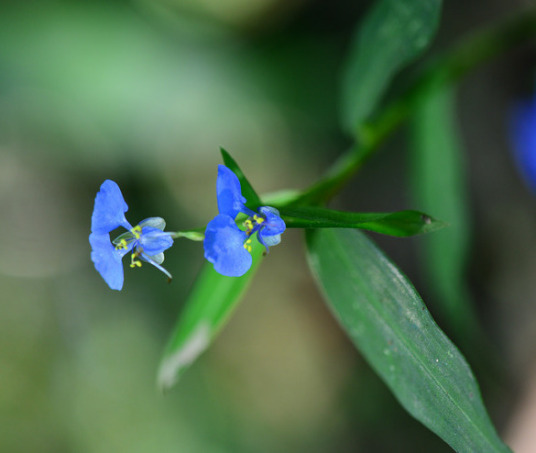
[[90, 166, 285, 288], [89, 180, 174, 290], [203, 165, 286, 277]]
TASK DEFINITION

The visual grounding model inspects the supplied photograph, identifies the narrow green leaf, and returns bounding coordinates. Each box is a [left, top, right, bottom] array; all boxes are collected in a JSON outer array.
[[411, 87, 479, 341], [279, 206, 445, 237], [158, 240, 264, 391], [306, 228, 510, 453], [341, 0, 442, 135], [261, 189, 302, 207], [220, 147, 262, 210]]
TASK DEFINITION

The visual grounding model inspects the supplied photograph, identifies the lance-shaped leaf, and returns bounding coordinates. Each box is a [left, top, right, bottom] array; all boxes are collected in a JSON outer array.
[[341, 0, 442, 135], [411, 87, 480, 344], [158, 240, 264, 391], [279, 206, 445, 237], [220, 147, 262, 210], [306, 228, 510, 453]]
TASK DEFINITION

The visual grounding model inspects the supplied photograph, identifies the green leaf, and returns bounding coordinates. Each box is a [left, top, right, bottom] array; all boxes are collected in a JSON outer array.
[[410, 87, 480, 342], [279, 206, 445, 237], [306, 228, 510, 453], [341, 0, 442, 135], [157, 240, 264, 391], [261, 189, 302, 207], [220, 147, 262, 210]]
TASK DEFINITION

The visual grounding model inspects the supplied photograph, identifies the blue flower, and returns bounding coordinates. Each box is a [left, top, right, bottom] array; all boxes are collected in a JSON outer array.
[[511, 95, 536, 193], [204, 165, 286, 277], [204, 214, 252, 277], [89, 180, 174, 290]]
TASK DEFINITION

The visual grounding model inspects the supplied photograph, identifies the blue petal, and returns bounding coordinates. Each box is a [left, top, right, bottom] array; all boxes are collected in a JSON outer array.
[[138, 227, 174, 256], [89, 232, 126, 290], [139, 217, 166, 230], [91, 180, 132, 234], [216, 165, 248, 218], [145, 252, 165, 265], [256, 207, 285, 252], [204, 214, 252, 277], [259, 205, 285, 235], [256, 230, 282, 251], [261, 233, 281, 247], [140, 252, 173, 280], [511, 98, 536, 193]]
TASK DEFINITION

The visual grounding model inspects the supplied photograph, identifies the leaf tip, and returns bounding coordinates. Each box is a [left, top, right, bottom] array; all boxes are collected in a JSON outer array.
[[219, 146, 230, 161], [424, 216, 449, 234], [157, 322, 211, 392], [421, 214, 432, 225]]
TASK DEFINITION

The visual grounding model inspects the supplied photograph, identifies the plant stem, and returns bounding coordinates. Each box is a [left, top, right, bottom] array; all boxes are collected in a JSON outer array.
[[170, 230, 205, 241], [288, 10, 536, 206]]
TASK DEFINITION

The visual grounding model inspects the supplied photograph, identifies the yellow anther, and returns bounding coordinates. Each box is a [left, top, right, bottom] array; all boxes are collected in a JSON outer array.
[[243, 238, 252, 253], [253, 215, 264, 225], [130, 253, 142, 268], [244, 219, 254, 233], [131, 225, 142, 239], [115, 238, 128, 250]]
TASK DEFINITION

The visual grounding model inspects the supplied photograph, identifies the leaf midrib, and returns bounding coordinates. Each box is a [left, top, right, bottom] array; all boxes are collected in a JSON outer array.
[[323, 229, 504, 452]]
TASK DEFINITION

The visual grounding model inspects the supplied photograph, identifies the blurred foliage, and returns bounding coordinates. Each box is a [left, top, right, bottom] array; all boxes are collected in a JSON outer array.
[[1, 0, 536, 452]]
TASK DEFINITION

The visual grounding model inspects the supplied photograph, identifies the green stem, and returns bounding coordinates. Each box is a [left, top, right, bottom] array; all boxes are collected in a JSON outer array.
[[170, 230, 205, 241], [288, 10, 536, 207]]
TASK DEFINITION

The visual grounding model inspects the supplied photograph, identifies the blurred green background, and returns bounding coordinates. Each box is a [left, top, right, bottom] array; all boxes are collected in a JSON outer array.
[[1, 0, 536, 452]]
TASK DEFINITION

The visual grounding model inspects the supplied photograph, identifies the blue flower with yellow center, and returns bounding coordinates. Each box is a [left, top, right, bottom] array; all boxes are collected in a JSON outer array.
[[204, 165, 286, 277], [89, 180, 174, 290]]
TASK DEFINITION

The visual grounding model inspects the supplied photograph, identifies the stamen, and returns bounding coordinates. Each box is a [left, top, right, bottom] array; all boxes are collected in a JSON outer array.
[[244, 219, 254, 234], [243, 238, 252, 253], [244, 215, 265, 236], [130, 253, 142, 268], [131, 225, 142, 239], [115, 238, 129, 250]]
